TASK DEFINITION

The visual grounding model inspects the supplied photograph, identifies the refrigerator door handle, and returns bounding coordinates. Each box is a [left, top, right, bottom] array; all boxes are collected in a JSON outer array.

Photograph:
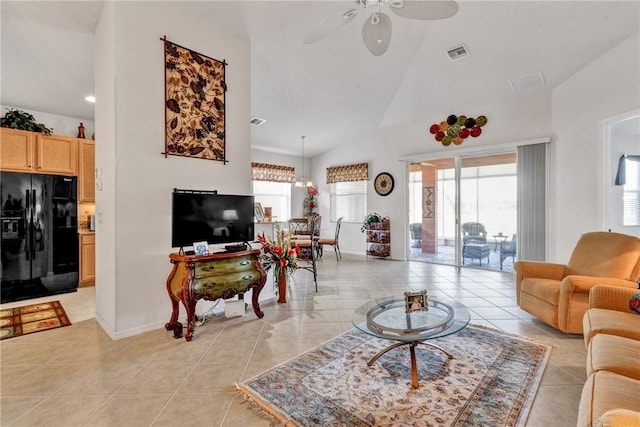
[[25, 189, 31, 259], [31, 189, 36, 260]]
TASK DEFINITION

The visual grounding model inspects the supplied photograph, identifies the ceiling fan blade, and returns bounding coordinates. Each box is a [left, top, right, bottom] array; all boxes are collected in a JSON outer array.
[[389, 0, 459, 20], [362, 12, 392, 56], [304, 7, 360, 44]]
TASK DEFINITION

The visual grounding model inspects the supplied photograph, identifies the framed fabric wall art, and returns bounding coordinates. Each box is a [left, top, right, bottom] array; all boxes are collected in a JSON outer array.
[[162, 37, 227, 163]]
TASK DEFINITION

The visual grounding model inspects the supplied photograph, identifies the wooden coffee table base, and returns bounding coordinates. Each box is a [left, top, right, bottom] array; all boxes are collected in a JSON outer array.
[[367, 341, 454, 389]]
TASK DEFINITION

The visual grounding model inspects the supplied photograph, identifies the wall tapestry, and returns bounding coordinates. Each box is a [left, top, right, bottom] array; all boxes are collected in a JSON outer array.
[[162, 36, 227, 162], [429, 114, 487, 147]]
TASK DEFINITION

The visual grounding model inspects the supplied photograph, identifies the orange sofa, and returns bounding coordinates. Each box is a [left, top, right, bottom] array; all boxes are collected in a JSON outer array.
[[515, 231, 640, 334], [578, 285, 640, 426]]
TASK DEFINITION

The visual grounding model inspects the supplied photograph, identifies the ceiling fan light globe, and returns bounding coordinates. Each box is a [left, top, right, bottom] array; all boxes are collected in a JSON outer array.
[[362, 12, 392, 56]]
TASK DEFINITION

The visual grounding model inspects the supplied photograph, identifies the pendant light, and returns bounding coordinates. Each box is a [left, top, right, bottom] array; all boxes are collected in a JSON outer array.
[[294, 136, 313, 187]]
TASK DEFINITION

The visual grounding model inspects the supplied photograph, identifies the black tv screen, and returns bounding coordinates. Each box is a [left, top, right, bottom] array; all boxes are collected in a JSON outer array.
[[171, 190, 254, 248]]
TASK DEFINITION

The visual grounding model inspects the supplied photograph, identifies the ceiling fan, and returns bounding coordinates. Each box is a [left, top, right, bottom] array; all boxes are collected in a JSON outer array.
[[304, 0, 459, 56]]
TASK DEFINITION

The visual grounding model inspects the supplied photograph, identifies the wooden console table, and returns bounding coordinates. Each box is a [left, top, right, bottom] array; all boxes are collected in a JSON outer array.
[[165, 249, 266, 341]]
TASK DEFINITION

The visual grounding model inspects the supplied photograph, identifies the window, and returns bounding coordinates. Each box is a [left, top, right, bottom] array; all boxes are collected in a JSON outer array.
[[252, 181, 291, 222], [330, 181, 366, 222], [623, 157, 640, 226]]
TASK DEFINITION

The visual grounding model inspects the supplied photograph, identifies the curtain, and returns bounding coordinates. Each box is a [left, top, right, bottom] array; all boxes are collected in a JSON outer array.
[[326, 162, 368, 183], [517, 143, 546, 262], [615, 154, 640, 185], [251, 162, 295, 183]]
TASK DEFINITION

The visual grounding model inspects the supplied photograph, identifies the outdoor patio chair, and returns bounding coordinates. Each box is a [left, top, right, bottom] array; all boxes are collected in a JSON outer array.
[[409, 223, 422, 248], [461, 222, 487, 244], [499, 234, 517, 270]]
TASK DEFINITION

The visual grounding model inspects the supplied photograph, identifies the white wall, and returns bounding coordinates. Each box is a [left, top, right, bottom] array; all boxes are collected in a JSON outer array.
[[550, 32, 640, 261], [94, 2, 251, 339]]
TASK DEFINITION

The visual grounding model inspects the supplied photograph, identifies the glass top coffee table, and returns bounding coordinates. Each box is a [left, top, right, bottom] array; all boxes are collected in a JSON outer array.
[[352, 297, 470, 389]]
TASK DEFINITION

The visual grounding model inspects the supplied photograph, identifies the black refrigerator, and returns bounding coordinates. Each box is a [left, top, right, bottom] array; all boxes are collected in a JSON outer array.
[[1, 172, 79, 303]]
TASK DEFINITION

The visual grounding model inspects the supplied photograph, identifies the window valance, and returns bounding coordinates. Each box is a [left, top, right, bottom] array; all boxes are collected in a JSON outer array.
[[326, 162, 369, 184], [251, 162, 295, 183]]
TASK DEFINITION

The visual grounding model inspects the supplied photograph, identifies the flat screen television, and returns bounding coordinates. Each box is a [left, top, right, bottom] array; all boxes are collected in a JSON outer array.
[[171, 189, 254, 249]]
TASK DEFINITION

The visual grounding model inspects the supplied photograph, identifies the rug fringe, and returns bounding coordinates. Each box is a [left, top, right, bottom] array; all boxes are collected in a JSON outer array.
[[233, 383, 297, 426]]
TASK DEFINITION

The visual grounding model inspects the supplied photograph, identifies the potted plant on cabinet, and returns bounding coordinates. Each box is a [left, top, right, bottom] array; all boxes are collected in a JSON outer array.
[[361, 212, 389, 232], [1, 108, 53, 134]]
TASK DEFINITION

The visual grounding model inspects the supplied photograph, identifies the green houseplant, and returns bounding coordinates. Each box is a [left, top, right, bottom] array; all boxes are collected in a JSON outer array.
[[361, 212, 389, 232], [1, 108, 53, 134]]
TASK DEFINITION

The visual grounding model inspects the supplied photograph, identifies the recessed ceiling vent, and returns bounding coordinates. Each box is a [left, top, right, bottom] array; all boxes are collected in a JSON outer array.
[[509, 70, 546, 92], [446, 44, 469, 61], [250, 117, 266, 126]]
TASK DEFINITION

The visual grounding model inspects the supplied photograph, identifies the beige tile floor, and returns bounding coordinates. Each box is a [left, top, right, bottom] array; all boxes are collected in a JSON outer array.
[[0, 255, 586, 426]]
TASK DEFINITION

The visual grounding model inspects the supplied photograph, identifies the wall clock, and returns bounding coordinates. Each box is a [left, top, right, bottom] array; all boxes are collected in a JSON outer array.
[[374, 172, 395, 196]]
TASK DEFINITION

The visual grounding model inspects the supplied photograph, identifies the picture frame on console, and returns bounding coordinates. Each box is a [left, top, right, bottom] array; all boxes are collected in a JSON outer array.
[[193, 241, 209, 256], [254, 202, 264, 222]]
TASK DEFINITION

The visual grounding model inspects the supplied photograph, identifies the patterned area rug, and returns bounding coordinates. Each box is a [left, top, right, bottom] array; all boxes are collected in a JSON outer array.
[[235, 325, 551, 426], [0, 301, 71, 340]]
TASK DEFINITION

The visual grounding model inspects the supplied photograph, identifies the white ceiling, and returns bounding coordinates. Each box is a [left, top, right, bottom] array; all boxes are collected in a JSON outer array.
[[2, 1, 639, 157]]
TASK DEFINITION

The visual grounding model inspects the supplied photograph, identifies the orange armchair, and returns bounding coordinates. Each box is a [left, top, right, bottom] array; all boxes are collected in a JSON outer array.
[[515, 231, 640, 334]]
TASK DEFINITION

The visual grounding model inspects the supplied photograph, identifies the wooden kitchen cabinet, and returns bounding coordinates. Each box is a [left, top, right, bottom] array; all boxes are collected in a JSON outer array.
[[0, 128, 35, 172], [78, 139, 95, 202], [0, 128, 77, 175], [79, 233, 95, 287], [36, 134, 77, 175]]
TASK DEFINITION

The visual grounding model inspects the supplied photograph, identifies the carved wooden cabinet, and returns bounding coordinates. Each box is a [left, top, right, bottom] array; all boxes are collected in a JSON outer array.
[[0, 128, 78, 175], [165, 249, 266, 341]]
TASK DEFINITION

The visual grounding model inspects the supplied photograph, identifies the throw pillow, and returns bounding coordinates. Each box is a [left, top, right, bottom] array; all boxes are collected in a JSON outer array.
[[630, 293, 640, 314]]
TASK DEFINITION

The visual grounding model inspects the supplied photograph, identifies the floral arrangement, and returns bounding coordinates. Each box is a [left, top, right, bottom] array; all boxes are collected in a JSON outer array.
[[305, 186, 319, 216], [257, 224, 299, 277]]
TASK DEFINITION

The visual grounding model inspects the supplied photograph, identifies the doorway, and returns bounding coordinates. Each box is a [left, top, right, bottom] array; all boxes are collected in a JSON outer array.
[[408, 152, 518, 271], [603, 111, 640, 236]]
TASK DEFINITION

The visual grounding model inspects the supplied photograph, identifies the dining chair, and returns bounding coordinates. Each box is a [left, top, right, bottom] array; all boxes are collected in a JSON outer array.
[[288, 214, 320, 291], [318, 217, 343, 261]]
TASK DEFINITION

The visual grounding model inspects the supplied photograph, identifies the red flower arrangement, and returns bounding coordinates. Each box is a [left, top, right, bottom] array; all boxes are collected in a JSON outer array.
[[257, 226, 299, 272], [257, 225, 299, 303]]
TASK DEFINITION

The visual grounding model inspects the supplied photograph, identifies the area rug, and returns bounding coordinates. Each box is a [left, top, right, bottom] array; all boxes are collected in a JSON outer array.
[[234, 325, 551, 426], [0, 301, 71, 340]]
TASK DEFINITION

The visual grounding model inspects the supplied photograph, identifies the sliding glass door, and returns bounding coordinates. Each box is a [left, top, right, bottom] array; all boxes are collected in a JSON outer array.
[[408, 152, 518, 271]]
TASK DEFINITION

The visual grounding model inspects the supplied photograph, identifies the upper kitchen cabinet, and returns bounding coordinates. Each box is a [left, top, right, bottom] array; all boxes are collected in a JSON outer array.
[[78, 139, 95, 202], [36, 134, 78, 175], [0, 128, 35, 172], [0, 128, 78, 175]]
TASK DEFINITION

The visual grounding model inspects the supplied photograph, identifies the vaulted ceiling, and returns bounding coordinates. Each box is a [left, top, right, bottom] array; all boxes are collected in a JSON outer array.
[[2, 1, 639, 157]]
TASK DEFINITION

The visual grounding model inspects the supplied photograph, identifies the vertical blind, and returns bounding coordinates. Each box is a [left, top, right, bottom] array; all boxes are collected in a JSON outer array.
[[517, 143, 547, 261]]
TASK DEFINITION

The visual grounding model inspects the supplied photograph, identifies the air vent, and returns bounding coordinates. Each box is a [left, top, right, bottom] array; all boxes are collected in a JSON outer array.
[[250, 117, 266, 126], [446, 44, 469, 61], [509, 70, 546, 92]]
